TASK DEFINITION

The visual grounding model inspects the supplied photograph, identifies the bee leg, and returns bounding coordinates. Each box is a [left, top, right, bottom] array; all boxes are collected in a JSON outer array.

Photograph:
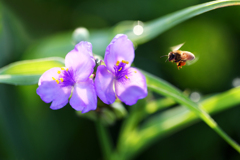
[[176, 62, 180, 70]]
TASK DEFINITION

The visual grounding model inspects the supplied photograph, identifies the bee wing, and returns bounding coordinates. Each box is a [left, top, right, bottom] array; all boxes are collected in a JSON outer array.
[[186, 56, 199, 66], [170, 43, 185, 51]]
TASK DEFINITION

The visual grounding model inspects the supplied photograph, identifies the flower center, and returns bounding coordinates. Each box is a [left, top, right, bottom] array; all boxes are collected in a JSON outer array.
[[52, 67, 76, 87], [114, 60, 130, 80]]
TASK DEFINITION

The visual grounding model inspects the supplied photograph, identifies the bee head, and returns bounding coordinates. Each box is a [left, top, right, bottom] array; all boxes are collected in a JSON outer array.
[[168, 52, 175, 61]]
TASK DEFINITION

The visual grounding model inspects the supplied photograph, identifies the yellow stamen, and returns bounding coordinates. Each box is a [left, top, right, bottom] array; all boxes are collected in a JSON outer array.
[[57, 71, 61, 74], [52, 77, 56, 80], [66, 68, 69, 71], [116, 61, 120, 66], [122, 60, 129, 64], [134, 71, 137, 73], [55, 79, 60, 84], [61, 67, 65, 70], [118, 67, 122, 71], [125, 75, 129, 79], [60, 78, 64, 82]]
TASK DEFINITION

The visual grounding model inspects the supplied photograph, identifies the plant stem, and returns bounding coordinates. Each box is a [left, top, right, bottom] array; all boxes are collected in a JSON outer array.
[[199, 110, 240, 152], [95, 120, 113, 160]]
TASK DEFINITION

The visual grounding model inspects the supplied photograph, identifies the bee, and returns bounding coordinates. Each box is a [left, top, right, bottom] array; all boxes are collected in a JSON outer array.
[[161, 43, 195, 70]]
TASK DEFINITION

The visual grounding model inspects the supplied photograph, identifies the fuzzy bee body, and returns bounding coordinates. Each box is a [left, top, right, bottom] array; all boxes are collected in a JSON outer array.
[[162, 43, 195, 70]]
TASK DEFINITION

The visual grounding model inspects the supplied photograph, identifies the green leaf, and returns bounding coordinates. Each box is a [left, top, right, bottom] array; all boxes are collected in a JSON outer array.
[[115, 72, 240, 159], [143, 70, 198, 110], [0, 75, 41, 85], [143, 71, 240, 151], [22, 1, 240, 60], [123, 0, 240, 45], [114, 70, 240, 160], [126, 87, 240, 159], [0, 57, 65, 85], [143, 87, 240, 130]]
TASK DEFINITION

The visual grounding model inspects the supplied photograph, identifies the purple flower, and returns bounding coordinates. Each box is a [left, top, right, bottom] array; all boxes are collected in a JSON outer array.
[[37, 42, 97, 113], [95, 34, 147, 105]]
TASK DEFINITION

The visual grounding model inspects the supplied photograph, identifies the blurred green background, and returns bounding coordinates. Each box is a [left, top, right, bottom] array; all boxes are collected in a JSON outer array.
[[0, 0, 240, 159]]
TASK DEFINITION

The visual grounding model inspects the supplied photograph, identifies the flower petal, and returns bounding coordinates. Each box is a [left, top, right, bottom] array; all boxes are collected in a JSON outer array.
[[74, 41, 94, 58], [65, 41, 95, 82], [38, 67, 61, 86], [95, 65, 116, 104], [115, 68, 147, 105], [49, 85, 72, 110], [69, 79, 97, 113], [104, 34, 135, 73], [37, 68, 72, 110]]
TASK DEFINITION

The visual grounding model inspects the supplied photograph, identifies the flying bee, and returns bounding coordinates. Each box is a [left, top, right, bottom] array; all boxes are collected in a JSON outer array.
[[161, 43, 195, 70]]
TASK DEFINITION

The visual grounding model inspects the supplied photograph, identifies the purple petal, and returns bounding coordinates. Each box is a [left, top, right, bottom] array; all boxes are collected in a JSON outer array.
[[38, 67, 61, 86], [95, 65, 116, 104], [115, 68, 147, 105], [49, 86, 72, 110], [65, 41, 95, 82], [37, 68, 72, 110], [74, 41, 94, 57], [104, 34, 135, 73], [69, 79, 97, 113]]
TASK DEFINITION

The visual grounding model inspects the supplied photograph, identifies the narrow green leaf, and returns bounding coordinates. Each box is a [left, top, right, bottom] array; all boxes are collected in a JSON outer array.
[[142, 71, 240, 153], [124, 0, 240, 44], [22, 1, 240, 59], [143, 70, 199, 111], [114, 70, 240, 160], [123, 87, 240, 160], [0, 75, 41, 85], [0, 57, 65, 85]]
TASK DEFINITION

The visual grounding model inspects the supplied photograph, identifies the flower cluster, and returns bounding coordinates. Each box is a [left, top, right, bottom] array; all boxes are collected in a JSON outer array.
[[37, 34, 148, 113]]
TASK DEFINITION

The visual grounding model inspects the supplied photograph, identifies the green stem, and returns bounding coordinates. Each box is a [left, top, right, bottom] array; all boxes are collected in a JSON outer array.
[[95, 120, 113, 160], [214, 126, 240, 152], [199, 110, 240, 152]]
